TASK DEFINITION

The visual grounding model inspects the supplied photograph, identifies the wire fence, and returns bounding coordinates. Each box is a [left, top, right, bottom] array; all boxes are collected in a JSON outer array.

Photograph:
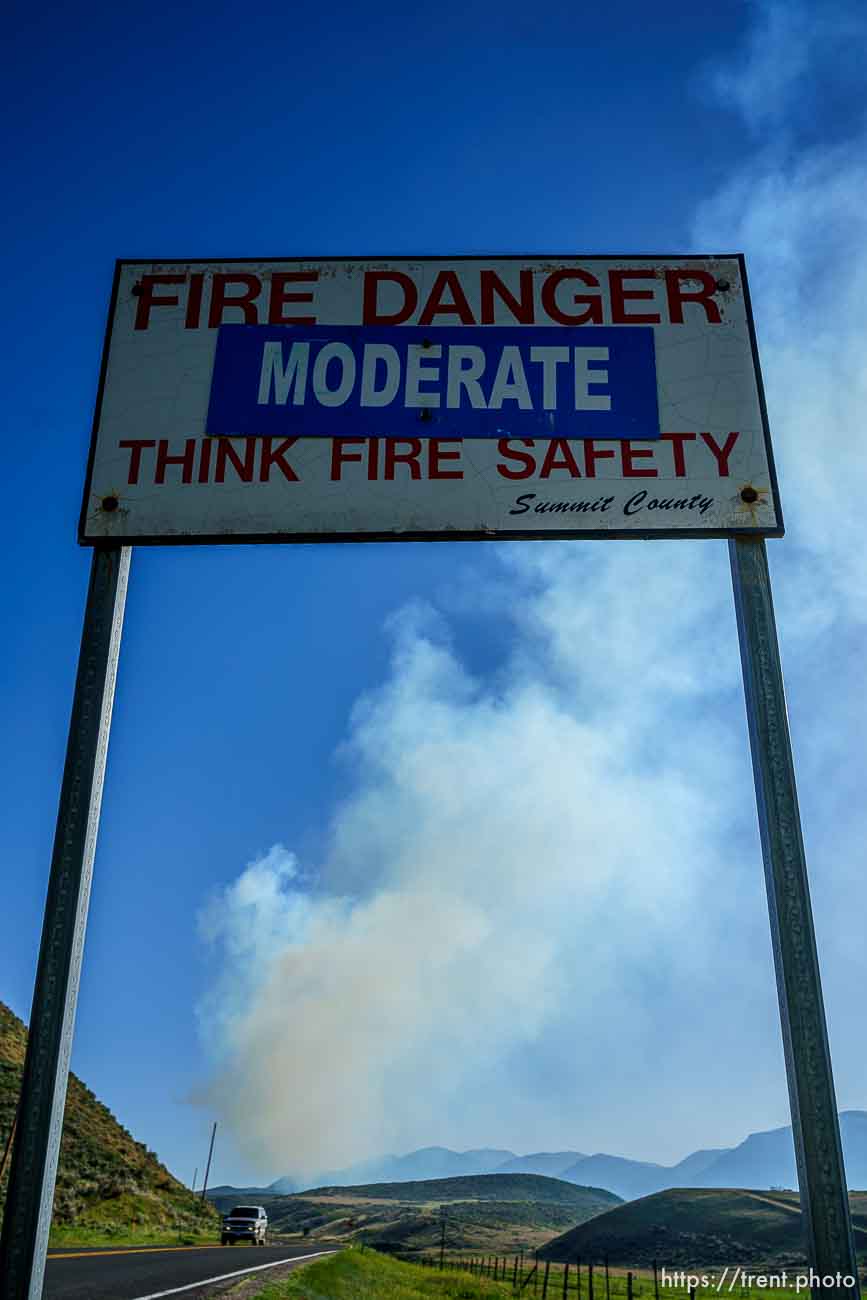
[[414, 1254, 683, 1298], [409, 1253, 867, 1300]]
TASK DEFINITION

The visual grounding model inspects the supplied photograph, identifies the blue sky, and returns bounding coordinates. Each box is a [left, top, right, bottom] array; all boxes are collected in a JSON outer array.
[[4, 0, 867, 1189]]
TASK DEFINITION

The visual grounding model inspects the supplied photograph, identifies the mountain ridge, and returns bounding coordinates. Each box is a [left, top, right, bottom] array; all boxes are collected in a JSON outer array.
[[249, 1110, 867, 1203]]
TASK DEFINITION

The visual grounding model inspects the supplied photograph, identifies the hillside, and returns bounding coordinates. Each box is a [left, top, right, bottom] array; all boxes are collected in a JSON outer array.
[[303, 1173, 616, 1205], [210, 1173, 621, 1258], [540, 1187, 867, 1268], [0, 1002, 217, 1240], [313, 1147, 519, 1187]]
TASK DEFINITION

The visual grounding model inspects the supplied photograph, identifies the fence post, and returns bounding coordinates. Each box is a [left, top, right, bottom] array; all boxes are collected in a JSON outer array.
[[628, 1273, 633, 1300], [564, 1263, 571, 1299], [589, 1261, 595, 1300], [514, 1256, 520, 1286], [543, 1259, 551, 1298], [605, 1257, 611, 1300], [577, 1258, 582, 1299]]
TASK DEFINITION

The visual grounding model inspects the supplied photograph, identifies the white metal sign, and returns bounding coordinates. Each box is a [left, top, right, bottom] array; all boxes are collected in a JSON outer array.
[[80, 255, 782, 543]]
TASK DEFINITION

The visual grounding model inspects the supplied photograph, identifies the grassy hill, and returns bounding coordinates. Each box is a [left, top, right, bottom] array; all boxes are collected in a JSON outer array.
[[0, 1001, 218, 1243], [236, 1173, 620, 1257], [304, 1173, 616, 1205], [539, 1187, 867, 1268]]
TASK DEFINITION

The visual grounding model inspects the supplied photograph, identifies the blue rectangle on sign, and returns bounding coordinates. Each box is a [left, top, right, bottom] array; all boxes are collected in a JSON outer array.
[[206, 324, 660, 440]]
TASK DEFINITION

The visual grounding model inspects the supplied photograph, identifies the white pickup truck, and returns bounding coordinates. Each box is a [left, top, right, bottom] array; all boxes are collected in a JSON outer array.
[[220, 1205, 268, 1245]]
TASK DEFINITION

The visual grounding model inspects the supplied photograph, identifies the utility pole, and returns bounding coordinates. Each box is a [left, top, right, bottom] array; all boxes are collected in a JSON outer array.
[[200, 1122, 217, 1202], [191, 1167, 198, 1194]]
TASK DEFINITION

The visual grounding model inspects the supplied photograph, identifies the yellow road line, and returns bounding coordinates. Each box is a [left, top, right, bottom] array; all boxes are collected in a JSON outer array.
[[48, 1244, 230, 1260]]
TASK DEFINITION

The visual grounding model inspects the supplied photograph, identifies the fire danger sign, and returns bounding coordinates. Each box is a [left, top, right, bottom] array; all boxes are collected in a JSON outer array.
[[80, 254, 782, 543]]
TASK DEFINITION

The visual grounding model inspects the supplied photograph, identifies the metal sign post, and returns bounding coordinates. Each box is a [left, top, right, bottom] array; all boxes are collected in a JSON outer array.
[[730, 537, 859, 1299], [0, 544, 131, 1300]]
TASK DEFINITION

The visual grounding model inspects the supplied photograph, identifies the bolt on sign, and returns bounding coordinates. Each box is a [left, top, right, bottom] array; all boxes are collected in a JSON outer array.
[[80, 255, 783, 543]]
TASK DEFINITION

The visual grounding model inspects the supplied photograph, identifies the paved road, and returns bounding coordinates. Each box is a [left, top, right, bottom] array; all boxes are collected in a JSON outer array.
[[43, 1241, 336, 1299]]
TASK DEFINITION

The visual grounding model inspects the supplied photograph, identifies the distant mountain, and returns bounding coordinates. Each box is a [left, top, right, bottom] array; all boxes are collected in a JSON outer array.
[[555, 1114, 867, 1200], [207, 1183, 273, 1202], [695, 1125, 798, 1192], [697, 1112, 867, 1192], [670, 1148, 731, 1180], [560, 1154, 667, 1201], [837, 1113, 867, 1188], [385, 1146, 517, 1181], [496, 1152, 586, 1178]]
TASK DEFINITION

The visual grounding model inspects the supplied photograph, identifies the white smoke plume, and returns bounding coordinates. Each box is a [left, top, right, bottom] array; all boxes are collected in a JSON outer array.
[[197, 568, 749, 1177], [196, 1, 867, 1179]]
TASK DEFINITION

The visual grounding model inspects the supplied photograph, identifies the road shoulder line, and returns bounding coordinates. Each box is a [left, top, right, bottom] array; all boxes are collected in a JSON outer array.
[[130, 1248, 337, 1300]]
